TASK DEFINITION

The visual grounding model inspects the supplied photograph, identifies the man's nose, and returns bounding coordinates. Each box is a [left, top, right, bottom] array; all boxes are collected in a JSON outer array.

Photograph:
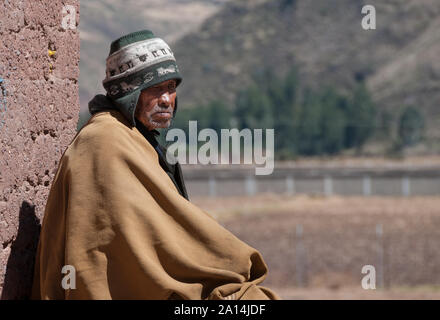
[[158, 92, 171, 107]]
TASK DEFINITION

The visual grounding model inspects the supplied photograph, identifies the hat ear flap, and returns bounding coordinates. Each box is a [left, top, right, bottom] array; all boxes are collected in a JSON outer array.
[[173, 96, 178, 118]]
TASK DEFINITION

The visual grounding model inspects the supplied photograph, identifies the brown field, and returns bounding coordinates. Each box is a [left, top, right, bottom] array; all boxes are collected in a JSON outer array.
[[192, 194, 440, 300]]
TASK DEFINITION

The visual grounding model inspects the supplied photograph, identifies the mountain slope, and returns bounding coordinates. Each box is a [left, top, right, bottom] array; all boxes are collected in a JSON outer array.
[[173, 0, 440, 143]]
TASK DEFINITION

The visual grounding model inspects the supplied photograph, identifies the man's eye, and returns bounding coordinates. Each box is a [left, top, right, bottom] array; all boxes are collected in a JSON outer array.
[[151, 86, 162, 92]]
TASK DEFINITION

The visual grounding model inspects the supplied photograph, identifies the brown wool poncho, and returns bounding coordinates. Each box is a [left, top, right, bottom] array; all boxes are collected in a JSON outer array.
[[31, 110, 279, 300]]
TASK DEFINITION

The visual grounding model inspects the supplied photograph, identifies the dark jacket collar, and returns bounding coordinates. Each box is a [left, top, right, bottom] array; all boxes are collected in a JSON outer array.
[[135, 122, 189, 200], [135, 121, 160, 146], [135, 122, 175, 173]]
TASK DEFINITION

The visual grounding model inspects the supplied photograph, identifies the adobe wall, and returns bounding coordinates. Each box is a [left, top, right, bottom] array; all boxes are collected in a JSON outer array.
[[0, 0, 80, 299]]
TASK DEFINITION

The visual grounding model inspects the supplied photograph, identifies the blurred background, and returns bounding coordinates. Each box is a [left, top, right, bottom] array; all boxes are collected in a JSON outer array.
[[78, 0, 440, 299]]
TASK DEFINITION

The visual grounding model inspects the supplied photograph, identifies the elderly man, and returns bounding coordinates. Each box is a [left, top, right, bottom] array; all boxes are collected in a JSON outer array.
[[31, 30, 279, 300]]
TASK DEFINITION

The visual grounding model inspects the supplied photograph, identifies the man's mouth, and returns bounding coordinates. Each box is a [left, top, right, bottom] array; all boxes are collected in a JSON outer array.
[[153, 111, 172, 120]]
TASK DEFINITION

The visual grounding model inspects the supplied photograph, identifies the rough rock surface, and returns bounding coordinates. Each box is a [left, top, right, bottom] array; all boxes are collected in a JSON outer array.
[[0, 0, 80, 299]]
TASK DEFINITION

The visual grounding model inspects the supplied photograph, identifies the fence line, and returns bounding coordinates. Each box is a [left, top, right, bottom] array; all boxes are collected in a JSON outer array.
[[184, 168, 440, 197]]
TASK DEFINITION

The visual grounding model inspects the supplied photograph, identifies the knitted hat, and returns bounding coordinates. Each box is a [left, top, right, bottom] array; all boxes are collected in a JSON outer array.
[[102, 29, 182, 126]]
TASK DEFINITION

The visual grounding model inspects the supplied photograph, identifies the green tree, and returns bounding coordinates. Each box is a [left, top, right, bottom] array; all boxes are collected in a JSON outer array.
[[235, 85, 274, 129], [319, 88, 347, 154], [233, 68, 377, 158], [268, 68, 299, 156], [398, 106, 425, 147], [343, 83, 376, 150], [378, 109, 393, 138], [296, 89, 323, 155], [203, 100, 232, 133], [294, 87, 348, 155]]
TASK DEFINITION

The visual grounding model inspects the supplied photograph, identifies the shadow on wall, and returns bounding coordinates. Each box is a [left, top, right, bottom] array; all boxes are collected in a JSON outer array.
[[1, 201, 41, 300]]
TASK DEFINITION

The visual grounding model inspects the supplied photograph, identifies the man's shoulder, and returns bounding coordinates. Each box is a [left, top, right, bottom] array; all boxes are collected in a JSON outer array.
[[69, 110, 134, 152], [81, 110, 130, 137], [64, 110, 157, 167], [87, 109, 129, 129]]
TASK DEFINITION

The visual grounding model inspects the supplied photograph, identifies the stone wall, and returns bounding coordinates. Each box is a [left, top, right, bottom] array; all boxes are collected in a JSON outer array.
[[0, 0, 80, 299]]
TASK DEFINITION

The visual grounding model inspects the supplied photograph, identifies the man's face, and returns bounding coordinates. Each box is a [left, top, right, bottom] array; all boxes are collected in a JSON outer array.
[[135, 79, 177, 130]]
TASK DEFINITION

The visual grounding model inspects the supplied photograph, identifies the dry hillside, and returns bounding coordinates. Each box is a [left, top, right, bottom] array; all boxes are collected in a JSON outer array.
[[173, 0, 440, 142]]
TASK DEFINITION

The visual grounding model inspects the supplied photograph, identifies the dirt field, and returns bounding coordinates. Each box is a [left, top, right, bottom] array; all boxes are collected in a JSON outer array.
[[192, 194, 440, 300], [270, 286, 440, 300]]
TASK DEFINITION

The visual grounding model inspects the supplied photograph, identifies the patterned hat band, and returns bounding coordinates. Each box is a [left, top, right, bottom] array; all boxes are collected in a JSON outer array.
[[103, 60, 181, 99], [103, 37, 182, 98]]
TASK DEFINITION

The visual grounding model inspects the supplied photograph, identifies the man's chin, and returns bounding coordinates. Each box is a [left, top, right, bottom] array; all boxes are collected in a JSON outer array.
[[149, 120, 171, 130]]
